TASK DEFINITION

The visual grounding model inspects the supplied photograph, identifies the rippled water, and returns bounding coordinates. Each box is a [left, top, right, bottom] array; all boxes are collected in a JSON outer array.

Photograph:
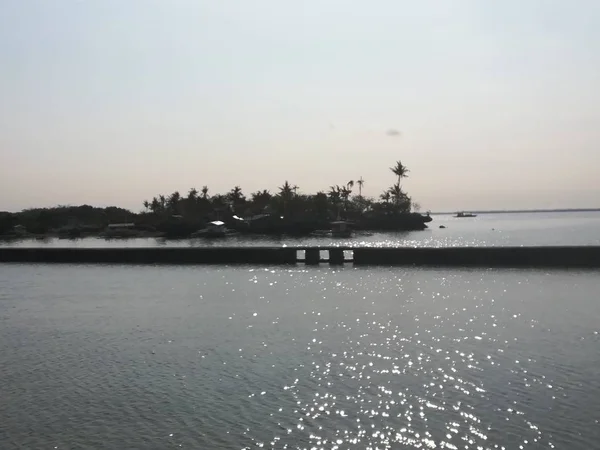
[[2, 211, 600, 248], [2, 264, 600, 449]]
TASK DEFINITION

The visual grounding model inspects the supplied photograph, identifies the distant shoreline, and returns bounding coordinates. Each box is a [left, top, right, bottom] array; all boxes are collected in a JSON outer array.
[[433, 208, 600, 215]]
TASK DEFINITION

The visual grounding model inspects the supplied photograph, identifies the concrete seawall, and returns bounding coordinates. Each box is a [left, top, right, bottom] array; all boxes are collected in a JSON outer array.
[[351, 246, 600, 268], [1, 246, 600, 268]]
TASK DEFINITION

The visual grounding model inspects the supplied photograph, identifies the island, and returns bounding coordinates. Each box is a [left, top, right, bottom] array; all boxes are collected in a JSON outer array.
[[0, 160, 432, 240]]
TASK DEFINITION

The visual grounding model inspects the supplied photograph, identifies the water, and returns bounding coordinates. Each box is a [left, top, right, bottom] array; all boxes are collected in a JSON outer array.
[[2, 264, 600, 449], [2, 211, 600, 248]]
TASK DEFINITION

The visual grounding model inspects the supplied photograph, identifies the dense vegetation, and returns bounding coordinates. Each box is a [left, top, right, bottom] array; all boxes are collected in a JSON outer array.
[[0, 206, 136, 235], [141, 161, 415, 219], [1, 161, 429, 237]]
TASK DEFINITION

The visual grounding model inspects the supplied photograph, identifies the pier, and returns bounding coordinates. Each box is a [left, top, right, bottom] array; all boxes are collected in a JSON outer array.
[[1, 246, 600, 268]]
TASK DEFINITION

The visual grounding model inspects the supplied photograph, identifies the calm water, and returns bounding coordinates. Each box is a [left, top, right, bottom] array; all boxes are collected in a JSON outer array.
[[1, 264, 600, 449], [2, 211, 600, 248]]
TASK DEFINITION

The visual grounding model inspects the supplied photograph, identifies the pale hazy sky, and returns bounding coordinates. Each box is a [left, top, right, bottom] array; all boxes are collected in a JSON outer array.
[[1, 0, 599, 212]]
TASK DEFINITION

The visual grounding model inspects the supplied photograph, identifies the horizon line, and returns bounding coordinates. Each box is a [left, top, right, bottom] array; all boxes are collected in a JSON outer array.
[[432, 208, 600, 215]]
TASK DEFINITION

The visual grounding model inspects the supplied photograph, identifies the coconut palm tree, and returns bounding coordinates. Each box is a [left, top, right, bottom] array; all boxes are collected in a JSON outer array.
[[167, 191, 181, 214], [328, 185, 341, 202], [188, 187, 198, 201], [356, 177, 364, 197], [278, 181, 296, 217], [142, 200, 150, 212], [380, 191, 391, 204], [390, 160, 409, 187], [388, 183, 411, 212], [227, 186, 244, 202], [328, 185, 342, 216], [340, 185, 353, 212], [388, 183, 403, 203], [201, 186, 209, 199], [227, 186, 246, 213], [150, 197, 160, 214], [251, 190, 272, 213], [279, 181, 294, 201], [251, 190, 271, 202]]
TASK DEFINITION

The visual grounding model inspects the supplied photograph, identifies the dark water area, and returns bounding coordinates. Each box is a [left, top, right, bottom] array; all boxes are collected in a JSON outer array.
[[1, 264, 600, 449]]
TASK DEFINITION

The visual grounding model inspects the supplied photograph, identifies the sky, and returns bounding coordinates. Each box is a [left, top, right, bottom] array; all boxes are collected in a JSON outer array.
[[1, 0, 599, 212]]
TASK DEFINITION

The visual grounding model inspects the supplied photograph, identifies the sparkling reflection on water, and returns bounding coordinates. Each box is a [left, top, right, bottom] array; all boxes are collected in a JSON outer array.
[[1, 265, 600, 449], [2, 211, 600, 248]]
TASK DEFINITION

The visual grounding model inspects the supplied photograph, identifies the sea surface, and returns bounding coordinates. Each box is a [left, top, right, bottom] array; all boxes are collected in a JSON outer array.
[[2, 211, 600, 449], [1, 263, 600, 449], [2, 211, 600, 248]]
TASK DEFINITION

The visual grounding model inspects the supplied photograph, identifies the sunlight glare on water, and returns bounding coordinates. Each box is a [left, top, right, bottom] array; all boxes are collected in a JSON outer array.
[[228, 269, 563, 450], [1, 264, 599, 449]]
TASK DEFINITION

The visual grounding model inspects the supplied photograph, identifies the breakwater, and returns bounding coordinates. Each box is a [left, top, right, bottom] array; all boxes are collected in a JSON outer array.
[[1, 246, 600, 268]]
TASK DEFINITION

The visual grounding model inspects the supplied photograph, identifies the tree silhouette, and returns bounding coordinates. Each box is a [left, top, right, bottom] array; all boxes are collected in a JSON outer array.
[[388, 183, 403, 203], [390, 160, 409, 187], [201, 186, 209, 199], [279, 181, 294, 201], [4, 158, 429, 237], [150, 197, 161, 214], [251, 190, 272, 213], [341, 184, 352, 212], [227, 186, 246, 213], [167, 192, 181, 214], [188, 188, 198, 201], [380, 191, 391, 204], [357, 177, 364, 197]]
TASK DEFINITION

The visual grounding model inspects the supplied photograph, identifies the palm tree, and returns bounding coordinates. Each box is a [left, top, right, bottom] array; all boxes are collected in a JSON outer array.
[[380, 191, 391, 204], [278, 181, 295, 217], [227, 186, 246, 213], [159, 195, 166, 211], [357, 177, 364, 197], [388, 183, 403, 203], [142, 200, 150, 212], [251, 189, 271, 201], [150, 197, 160, 213], [227, 186, 244, 202], [251, 190, 272, 213], [201, 186, 209, 199], [188, 187, 198, 201], [167, 191, 182, 212], [340, 185, 352, 212], [279, 181, 294, 201], [390, 160, 409, 187], [328, 185, 341, 202], [388, 183, 411, 212], [328, 185, 342, 216]]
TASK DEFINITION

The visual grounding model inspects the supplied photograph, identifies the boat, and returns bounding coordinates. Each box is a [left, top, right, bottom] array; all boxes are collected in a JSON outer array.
[[455, 212, 477, 218], [191, 221, 230, 238], [330, 221, 352, 238], [101, 223, 139, 238]]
